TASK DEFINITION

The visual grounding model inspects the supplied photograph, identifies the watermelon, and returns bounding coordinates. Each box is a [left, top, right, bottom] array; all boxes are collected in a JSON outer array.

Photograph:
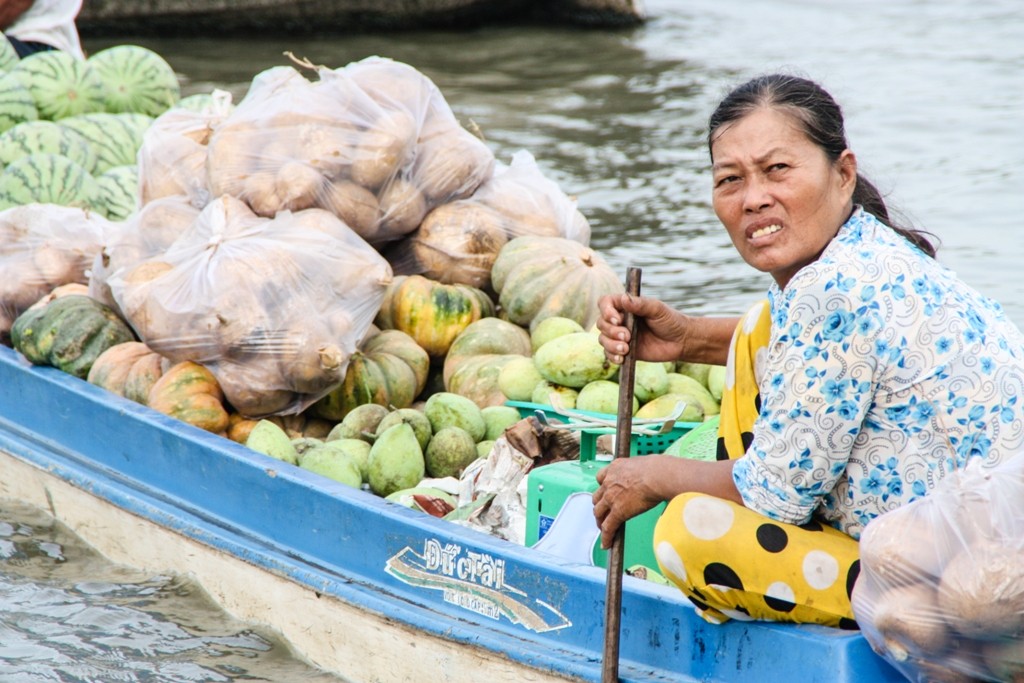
[[0, 120, 98, 173], [97, 165, 139, 220], [0, 153, 105, 214], [88, 45, 180, 117], [116, 112, 155, 139], [0, 71, 38, 135], [13, 51, 106, 120], [0, 35, 18, 72], [58, 112, 147, 173]]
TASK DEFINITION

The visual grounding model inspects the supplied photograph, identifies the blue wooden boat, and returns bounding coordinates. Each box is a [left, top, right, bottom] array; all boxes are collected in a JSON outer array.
[[0, 344, 902, 683]]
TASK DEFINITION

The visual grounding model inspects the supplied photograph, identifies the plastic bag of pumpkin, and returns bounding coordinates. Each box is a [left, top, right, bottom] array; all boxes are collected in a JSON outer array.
[[136, 89, 234, 209], [107, 194, 393, 418], [386, 149, 593, 292], [89, 195, 203, 316], [0, 204, 115, 344], [202, 56, 494, 249], [852, 455, 1024, 683]]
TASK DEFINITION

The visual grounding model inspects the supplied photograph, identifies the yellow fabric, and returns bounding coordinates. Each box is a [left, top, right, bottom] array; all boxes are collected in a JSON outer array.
[[654, 300, 860, 628]]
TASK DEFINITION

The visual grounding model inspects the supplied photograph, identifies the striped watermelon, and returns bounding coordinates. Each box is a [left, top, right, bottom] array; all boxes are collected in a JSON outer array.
[[0, 153, 105, 214], [58, 112, 147, 174], [0, 35, 17, 72], [0, 120, 98, 173], [0, 71, 38, 134], [97, 165, 139, 220], [13, 50, 106, 120], [88, 45, 181, 117]]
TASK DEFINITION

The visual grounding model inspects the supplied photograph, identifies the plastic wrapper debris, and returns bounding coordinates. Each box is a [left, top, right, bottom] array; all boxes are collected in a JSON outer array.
[[0, 204, 113, 343], [203, 57, 494, 248], [89, 195, 203, 314], [389, 150, 591, 291], [449, 417, 580, 544], [137, 89, 233, 208], [852, 455, 1024, 683], [107, 194, 393, 417]]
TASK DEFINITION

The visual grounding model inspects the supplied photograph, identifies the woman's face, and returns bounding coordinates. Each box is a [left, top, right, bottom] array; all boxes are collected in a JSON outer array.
[[710, 107, 857, 289]]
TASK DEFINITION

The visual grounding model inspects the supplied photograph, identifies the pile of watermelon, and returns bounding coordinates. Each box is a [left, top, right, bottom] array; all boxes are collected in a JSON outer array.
[[0, 38, 181, 219]]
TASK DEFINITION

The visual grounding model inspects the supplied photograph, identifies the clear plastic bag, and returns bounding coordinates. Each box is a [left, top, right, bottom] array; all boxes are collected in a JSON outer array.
[[475, 150, 591, 243], [108, 194, 393, 417], [136, 89, 233, 208], [0, 204, 113, 342], [203, 57, 494, 247], [852, 455, 1024, 682], [392, 150, 592, 291], [89, 195, 202, 314]]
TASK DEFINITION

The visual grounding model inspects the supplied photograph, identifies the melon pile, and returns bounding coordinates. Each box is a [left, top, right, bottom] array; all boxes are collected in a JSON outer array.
[[0, 38, 180, 218], [1, 51, 722, 521]]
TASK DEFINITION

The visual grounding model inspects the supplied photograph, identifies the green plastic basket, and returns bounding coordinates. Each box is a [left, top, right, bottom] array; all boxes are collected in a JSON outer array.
[[505, 400, 701, 456], [664, 414, 721, 461]]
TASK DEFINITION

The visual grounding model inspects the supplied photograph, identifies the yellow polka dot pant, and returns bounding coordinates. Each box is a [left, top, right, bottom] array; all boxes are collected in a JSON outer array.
[[653, 300, 860, 628]]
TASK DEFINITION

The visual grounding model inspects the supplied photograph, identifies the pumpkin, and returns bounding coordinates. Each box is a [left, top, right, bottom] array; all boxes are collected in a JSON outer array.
[[87, 341, 171, 404], [407, 201, 508, 289], [490, 235, 624, 332], [312, 329, 430, 421], [442, 317, 531, 407], [375, 274, 494, 358], [11, 294, 136, 379], [147, 361, 230, 435]]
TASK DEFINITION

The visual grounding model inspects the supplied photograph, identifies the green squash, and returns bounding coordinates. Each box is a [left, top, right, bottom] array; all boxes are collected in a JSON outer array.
[[313, 329, 431, 421], [490, 235, 624, 332], [442, 316, 532, 407], [11, 294, 136, 379]]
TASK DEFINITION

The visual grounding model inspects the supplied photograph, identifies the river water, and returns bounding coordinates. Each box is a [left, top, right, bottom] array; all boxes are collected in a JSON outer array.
[[2, 0, 1022, 680]]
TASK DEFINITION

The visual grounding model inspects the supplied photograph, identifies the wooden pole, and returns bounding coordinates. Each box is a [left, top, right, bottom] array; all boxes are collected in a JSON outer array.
[[602, 266, 641, 683]]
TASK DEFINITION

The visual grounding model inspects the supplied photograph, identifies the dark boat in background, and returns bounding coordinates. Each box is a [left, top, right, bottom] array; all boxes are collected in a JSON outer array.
[[76, 0, 646, 35]]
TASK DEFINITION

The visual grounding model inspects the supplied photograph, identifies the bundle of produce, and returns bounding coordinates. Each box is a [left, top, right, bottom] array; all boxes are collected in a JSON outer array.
[[137, 90, 233, 208], [108, 195, 393, 417], [204, 57, 493, 246], [88, 195, 202, 313], [0, 204, 113, 342], [392, 151, 592, 290], [852, 455, 1024, 682]]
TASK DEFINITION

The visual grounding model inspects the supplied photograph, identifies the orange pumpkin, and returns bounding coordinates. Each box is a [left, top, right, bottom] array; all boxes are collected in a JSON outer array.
[[87, 341, 171, 405], [147, 361, 230, 435], [375, 274, 494, 358]]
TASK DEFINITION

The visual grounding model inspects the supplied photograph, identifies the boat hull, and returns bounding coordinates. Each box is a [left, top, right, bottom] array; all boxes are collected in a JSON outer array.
[[0, 346, 901, 683]]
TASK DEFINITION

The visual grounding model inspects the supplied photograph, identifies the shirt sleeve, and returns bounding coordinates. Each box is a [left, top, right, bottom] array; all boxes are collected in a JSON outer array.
[[733, 268, 885, 524]]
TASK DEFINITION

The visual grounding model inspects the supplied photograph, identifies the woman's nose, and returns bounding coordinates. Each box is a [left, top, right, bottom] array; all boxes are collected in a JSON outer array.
[[743, 176, 772, 212]]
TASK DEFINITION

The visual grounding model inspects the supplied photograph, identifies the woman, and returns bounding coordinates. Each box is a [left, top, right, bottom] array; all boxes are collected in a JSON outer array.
[[592, 73, 1024, 629]]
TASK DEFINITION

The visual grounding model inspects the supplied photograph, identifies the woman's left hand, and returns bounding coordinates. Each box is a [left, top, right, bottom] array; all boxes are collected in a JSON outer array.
[[593, 456, 674, 550]]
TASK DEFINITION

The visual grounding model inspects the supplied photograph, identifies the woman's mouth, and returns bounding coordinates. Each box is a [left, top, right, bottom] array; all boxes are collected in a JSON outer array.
[[750, 224, 782, 239]]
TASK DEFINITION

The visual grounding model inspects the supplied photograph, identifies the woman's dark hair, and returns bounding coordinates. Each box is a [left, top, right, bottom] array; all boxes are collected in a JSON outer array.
[[707, 74, 937, 258]]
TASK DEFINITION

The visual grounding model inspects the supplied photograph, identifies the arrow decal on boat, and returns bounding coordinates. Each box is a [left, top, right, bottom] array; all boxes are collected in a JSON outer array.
[[386, 540, 571, 633]]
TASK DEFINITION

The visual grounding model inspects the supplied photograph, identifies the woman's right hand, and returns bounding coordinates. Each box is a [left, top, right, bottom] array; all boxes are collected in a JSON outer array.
[[596, 293, 688, 365]]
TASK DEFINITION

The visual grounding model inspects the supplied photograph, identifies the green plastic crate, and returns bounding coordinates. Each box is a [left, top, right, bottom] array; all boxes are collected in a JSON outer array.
[[505, 400, 700, 455]]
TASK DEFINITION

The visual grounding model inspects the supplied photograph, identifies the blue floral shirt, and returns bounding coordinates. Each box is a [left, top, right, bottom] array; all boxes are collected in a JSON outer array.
[[732, 208, 1024, 539]]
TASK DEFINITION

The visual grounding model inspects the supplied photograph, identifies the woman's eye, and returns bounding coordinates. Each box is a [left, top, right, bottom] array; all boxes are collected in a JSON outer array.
[[768, 163, 788, 172], [715, 175, 739, 187]]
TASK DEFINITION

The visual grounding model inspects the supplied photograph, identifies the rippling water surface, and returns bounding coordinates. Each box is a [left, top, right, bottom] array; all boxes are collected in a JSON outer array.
[[3, 0, 1022, 678]]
